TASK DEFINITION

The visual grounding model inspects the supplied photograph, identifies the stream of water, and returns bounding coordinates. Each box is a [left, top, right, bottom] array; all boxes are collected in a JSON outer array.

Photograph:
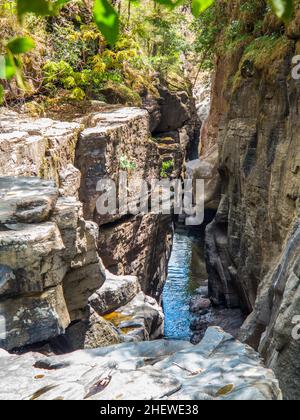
[[162, 228, 245, 341], [162, 229, 208, 340]]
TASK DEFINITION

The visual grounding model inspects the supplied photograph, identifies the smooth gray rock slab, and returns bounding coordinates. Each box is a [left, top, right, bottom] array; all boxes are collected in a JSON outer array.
[[0, 327, 282, 400]]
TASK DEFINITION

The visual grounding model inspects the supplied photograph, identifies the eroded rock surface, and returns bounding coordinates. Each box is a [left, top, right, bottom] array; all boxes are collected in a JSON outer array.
[[0, 109, 81, 184], [0, 327, 281, 400], [202, 3, 300, 399], [0, 177, 106, 350]]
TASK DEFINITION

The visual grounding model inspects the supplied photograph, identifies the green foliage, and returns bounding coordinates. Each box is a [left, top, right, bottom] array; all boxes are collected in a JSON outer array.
[[0, 0, 297, 106], [40, 13, 155, 102], [160, 160, 174, 178], [242, 34, 290, 67], [17, 0, 72, 21], [192, 2, 223, 69], [0, 84, 4, 104], [192, 0, 214, 17], [268, 0, 294, 21], [93, 0, 120, 45], [0, 35, 35, 103], [130, 4, 190, 76], [120, 155, 136, 171], [6, 36, 35, 54]]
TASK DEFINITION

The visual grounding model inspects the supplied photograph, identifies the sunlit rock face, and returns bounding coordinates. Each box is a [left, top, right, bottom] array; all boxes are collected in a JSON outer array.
[[0, 177, 106, 350], [0, 92, 197, 351], [75, 99, 198, 297], [202, 3, 300, 399], [0, 327, 281, 400], [74, 107, 175, 297], [0, 175, 164, 351], [0, 109, 81, 184]]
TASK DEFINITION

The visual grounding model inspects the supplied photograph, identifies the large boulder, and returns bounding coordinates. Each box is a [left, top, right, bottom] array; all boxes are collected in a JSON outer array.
[[62, 311, 121, 351], [0, 285, 70, 350], [103, 291, 165, 342], [0, 177, 106, 349], [186, 153, 221, 212], [154, 86, 190, 133], [89, 273, 140, 316], [0, 222, 66, 295]]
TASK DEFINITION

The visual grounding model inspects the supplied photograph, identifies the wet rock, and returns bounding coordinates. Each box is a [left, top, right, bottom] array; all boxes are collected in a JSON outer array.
[[190, 318, 209, 332], [195, 286, 209, 297], [0, 327, 281, 400], [189, 296, 211, 313], [190, 332, 206, 345], [205, 195, 241, 308]]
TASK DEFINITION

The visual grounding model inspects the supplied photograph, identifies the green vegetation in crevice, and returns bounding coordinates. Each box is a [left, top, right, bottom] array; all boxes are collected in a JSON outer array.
[[229, 32, 292, 93], [160, 159, 175, 178], [120, 155, 137, 172]]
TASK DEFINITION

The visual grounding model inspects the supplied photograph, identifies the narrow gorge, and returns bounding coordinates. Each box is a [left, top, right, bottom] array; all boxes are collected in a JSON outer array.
[[0, 0, 300, 402]]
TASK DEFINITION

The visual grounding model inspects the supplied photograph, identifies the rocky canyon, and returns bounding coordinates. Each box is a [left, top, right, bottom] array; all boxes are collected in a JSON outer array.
[[1, 0, 300, 402]]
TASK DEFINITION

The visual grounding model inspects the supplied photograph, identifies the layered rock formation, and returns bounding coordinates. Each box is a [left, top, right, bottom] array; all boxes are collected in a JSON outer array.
[[0, 327, 282, 400], [0, 176, 105, 350], [202, 0, 300, 399], [0, 81, 199, 352]]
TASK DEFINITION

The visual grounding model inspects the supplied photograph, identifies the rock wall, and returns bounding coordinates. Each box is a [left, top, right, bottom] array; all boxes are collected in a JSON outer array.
[[203, 0, 300, 399], [0, 83, 198, 351]]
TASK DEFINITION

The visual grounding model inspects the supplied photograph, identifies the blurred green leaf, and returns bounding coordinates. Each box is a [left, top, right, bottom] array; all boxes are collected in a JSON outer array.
[[17, 0, 53, 20], [0, 85, 4, 105], [6, 37, 35, 54], [93, 0, 120, 45], [0, 56, 5, 80], [4, 54, 17, 80], [192, 0, 214, 17], [268, 0, 294, 21]]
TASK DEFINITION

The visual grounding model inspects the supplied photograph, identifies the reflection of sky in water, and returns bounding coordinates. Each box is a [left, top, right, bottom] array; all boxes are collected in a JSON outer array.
[[162, 231, 207, 340]]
